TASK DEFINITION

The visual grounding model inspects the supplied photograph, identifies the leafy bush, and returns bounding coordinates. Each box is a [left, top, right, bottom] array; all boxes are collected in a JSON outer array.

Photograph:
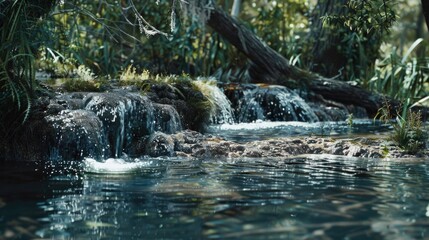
[[392, 111, 427, 154], [315, 0, 396, 80], [376, 102, 427, 154]]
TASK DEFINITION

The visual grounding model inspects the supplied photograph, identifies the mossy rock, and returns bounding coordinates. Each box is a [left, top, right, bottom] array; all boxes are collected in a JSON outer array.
[[145, 81, 211, 131]]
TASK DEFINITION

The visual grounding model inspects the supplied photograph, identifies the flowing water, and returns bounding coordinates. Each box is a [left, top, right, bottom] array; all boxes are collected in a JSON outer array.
[[1, 154, 429, 239], [206, 119, 392, 142], [1, 84, 428, 239]]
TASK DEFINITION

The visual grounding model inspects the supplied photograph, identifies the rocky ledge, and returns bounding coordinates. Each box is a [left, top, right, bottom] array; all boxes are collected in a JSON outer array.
[[148, 130, 428, 159]]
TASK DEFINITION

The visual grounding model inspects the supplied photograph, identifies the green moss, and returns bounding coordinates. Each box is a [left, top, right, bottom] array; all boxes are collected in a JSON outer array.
[[63, 78, 107, 92], [177, 81, 212, 130]]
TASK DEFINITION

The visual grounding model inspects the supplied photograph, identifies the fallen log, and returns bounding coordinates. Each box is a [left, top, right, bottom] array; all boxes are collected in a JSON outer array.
[[207, 7, 396, 117]]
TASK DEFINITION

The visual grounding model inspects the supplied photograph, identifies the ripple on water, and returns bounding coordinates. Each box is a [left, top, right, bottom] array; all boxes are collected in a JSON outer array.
[[1, 155, 429, 239]]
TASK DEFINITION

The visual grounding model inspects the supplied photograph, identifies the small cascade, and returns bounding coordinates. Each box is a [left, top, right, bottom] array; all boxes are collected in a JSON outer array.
[[223, 84, 319, 123], [193, 79, 235, 124], [237, 87, 267, 123], [45, 110, 109, 161], [84, 92, 155, 158]]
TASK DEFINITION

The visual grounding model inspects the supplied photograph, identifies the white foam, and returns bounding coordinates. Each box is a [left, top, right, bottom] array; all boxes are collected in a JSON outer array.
[[214, 121, 315, 131], [83, 158, 150, 174]]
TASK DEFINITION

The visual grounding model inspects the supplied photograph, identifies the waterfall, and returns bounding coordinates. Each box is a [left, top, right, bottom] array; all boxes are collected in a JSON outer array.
[[272, 86, 319, 122], [223, 84, 319, 123], [22, 80, 326, 162], [237, 88, 266, 123], [192, 79, 235, 124], [40, 90, 185, 161], [84, 92, 156, 158], [45, 110, 109, 161]]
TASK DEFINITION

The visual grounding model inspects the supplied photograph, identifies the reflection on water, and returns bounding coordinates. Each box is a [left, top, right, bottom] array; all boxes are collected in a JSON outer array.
[[1, 155, 429, 239]]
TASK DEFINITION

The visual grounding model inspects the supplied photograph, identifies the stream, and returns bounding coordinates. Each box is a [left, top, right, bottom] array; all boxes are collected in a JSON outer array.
[[1, 83, 428, 239], [1, 121, 428, 239]]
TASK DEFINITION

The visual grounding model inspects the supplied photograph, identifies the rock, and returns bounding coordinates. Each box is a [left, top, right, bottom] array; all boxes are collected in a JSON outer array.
[[329, 140, 346, 155], [45, 110, 109, 161], [84, 91, 155, 157], [206, 142, 231, 157], [153, 103, 182, 134], [244, 149, 262, 158], [345, 145, 363, 157], [147, 81, 210, 131], [45, 103, 65, 115], [145, 132, 175, 157]]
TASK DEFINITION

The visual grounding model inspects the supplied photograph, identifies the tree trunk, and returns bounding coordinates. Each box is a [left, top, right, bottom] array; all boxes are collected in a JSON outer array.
[[207, 7, 396, 117], [421, 0, 429, 31], [308, 0, 349, 78]]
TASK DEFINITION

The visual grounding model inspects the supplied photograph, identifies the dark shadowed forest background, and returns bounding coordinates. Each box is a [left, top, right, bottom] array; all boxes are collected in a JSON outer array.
[[1, 0, 429, 131]]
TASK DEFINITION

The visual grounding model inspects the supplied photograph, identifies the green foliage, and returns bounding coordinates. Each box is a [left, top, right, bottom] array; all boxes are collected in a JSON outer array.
[[46, 1, 138, 76], [369, 38, 429, 110], [318, 0, 396, 81], [35, 47, 77, 77], [41, 0, 237, 79], [375, 102, 427, 154], [0, 0, 54, 137], [243, 0, 309, 67], [392, 111, 426, 154], [118, 66, 192, 95]]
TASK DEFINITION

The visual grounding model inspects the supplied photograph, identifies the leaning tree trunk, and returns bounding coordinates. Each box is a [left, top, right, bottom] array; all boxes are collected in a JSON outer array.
[[207, 7, 397, 117]]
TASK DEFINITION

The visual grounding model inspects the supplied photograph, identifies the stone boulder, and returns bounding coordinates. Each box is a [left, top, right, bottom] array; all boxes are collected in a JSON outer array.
[[84, 91, 156, 157], [144, 132, 175, 157]]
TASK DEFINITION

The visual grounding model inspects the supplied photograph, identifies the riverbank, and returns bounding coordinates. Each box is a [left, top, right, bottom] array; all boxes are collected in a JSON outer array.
[[152, 130, 428, 159], [1, 80, 426, 162]]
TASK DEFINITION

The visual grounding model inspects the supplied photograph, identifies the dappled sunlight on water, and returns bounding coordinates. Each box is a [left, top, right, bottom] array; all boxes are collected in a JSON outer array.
[[206, 119, 392, 142], [0, 155, 428, 239]]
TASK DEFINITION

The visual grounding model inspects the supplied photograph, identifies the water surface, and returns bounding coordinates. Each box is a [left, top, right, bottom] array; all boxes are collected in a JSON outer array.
[[1, 155, 428, 239], [206, 119, 392, 142]]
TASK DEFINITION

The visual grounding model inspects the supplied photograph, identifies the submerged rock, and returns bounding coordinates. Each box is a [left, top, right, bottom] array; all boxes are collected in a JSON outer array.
[[168, 131, 426, 159]]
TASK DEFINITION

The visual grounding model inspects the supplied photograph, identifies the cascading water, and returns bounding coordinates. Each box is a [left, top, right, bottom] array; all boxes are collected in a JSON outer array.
[[192, 79, 235, 124], [84, 91, 157, 158], [45, 109, 109, 161], [221, 84, 319, 123], [274, 86, 319, 122], [13, 79, 346, 163], [32, 89, 186, 162], [237, 88, 265, 123]]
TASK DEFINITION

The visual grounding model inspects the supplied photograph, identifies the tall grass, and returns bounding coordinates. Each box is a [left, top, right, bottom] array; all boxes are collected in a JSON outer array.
[[376, 101, 427, 154], [369, 38, 429, 114]]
